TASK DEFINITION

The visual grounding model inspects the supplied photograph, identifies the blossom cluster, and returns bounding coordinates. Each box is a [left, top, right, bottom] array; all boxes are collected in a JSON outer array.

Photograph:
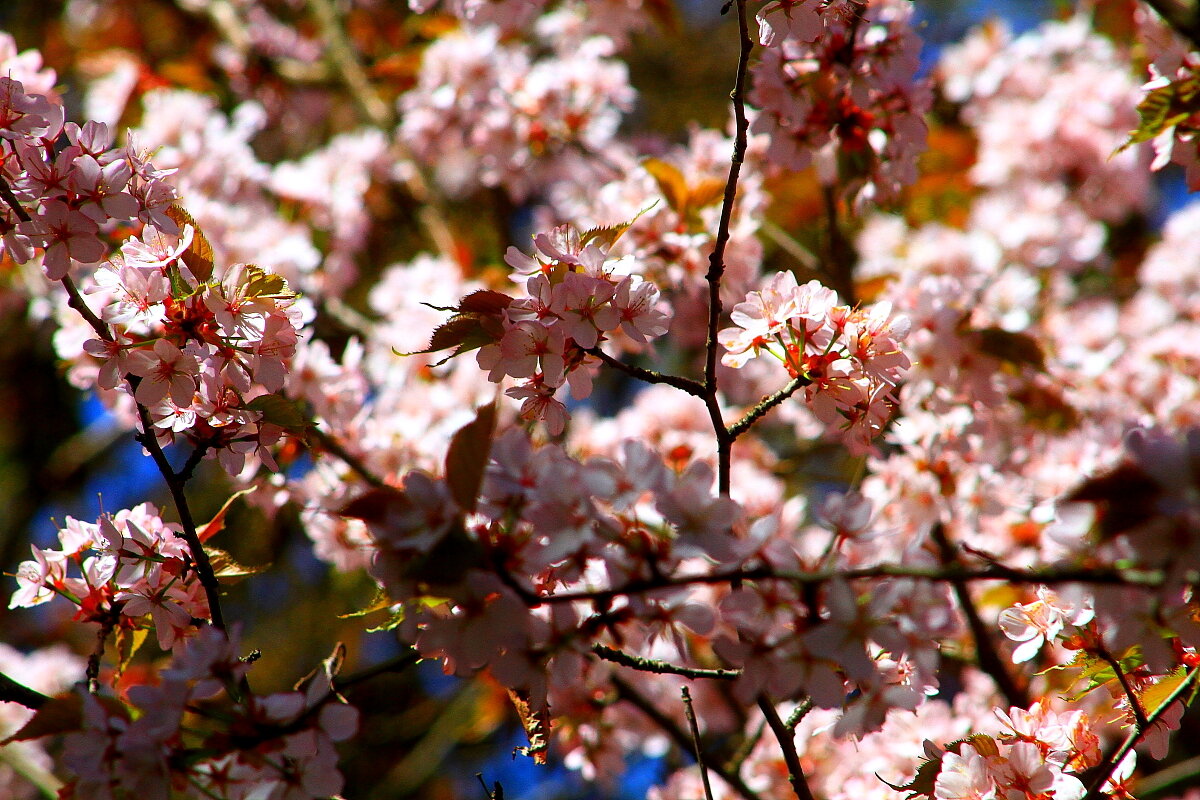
[[468, 223, 670, 433], [719, 270, 910, 453], [58, 627, 358, 800], [399, 25, 634, 200], [749, 0, 931, 203], [9, 504, 209, 650]]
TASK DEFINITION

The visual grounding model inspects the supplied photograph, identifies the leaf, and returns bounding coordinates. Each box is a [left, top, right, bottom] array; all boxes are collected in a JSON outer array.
[[444, 402, 496, 513], [643, 158, 689, 215], [457, 289, 513, 315], [1116, 76, 1200, 153], [339, 586, 394, 619], [1058, 647, 1145, 703], [507, 688, 550, 765], [579, 205, 656, 253], [878, 754, 941, 798], [115, 627, 150, 676], [1, 694, 124, 743], [205, 547, 269, 584], [366, 608, 408, 633], [1139, 666, 1193, 714], [973, 327, 1046, 372], [687, 176, 728, 213], [165, 204, 216, 283], [241, 264, 297, 301], [245, 394, 313, 434], [196, 487, 257, 544]]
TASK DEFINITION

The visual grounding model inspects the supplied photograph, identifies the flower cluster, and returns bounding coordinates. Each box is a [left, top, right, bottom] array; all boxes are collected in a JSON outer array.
[[9, 504, 209, 649], [470, 224, 670, 433], [749, 0, 930, 203], [79, 232, 303, 474], [58, 627, 358, 800], [719, 270, 910, 453], [399, 26, 634, 200], [0, 76, 175, 278]]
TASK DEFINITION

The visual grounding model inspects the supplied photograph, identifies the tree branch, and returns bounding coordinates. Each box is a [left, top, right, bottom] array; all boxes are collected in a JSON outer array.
[[584, 347, 706, 398], [705, 0, 754, 497], [612, 674, 761, 800], [0, 671, 50, 710], [592, 644, 740, 680], [727, 378, 809, 441], [929, 524, 1028, 709], [1082, 667, 1200, 800], [758, 695, 817, 800]]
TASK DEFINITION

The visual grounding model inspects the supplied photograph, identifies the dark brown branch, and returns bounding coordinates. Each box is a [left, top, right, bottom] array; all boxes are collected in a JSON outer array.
[[309, 426, 389, 489], [929, 524, 1028, 709], [758, 695, 817, 800], [683, 686, 717, 800], [584, 347, 706, 397], [592, 644, 741, 680], [520, 562, 1166, 608], [333, 647, 421, 693], [0, 671, 50, 710], [705, 0, 754, 497], [1096, 646, 1149, 732], [1082, 667, 1200, 800], [727, 378, 809, 440], [612, 674, 760, 800]]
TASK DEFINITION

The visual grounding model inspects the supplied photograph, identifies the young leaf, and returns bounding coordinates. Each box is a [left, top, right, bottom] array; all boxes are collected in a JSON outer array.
[[507, 687, 550, 765], [165, 204, 216, 283], [240, 264, 297, 301], [206, 547, 270, 584], [196, 487, 257, 543], [115, 627, 150, 676], [444, 402, 496, 513], [643, 157, 689, 215], [245, 394, 313, 434]]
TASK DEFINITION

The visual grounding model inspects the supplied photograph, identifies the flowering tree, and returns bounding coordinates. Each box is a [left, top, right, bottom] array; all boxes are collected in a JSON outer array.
[[2, 0, 1200, 798]]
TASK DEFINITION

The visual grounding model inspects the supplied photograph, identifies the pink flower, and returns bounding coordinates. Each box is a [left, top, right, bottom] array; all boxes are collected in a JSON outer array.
[[19, 199, 106, 279], [757, 0, 824, 47], [935, 744, 997, 800], [127, 339, 200, 406]]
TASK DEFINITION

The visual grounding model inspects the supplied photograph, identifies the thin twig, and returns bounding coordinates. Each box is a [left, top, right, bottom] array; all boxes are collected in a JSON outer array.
[[612, 675, 760, 800], [308, 426, 389, 489], [518, 562, 1167, 608], [584, 347, 706, 398], [683, 686, 717, 800], [929, 523, 1028, 709], [592, 644, 740, 680], [333, 647, 421, 693], [758, 695, 817, 800], [727, 378, 809, 440], [1082, 667, 1200, 800], [305, 0, 392, 127], [1096, 646, 1149, 733], [784, 697, 814, 731]]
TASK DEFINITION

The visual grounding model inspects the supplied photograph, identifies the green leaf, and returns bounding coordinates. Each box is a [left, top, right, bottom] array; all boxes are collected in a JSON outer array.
[[444, 402, 496, 513], [878, 755, 941, 798], [240, 264, 297, 301], [339, 586, 394, 619], [1117, 75, 1200, 153], [245, 394, 313, 433], [1140, 666, 1193, 715], [367, 608, 408, 633], [579, 205, 655, 252]]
